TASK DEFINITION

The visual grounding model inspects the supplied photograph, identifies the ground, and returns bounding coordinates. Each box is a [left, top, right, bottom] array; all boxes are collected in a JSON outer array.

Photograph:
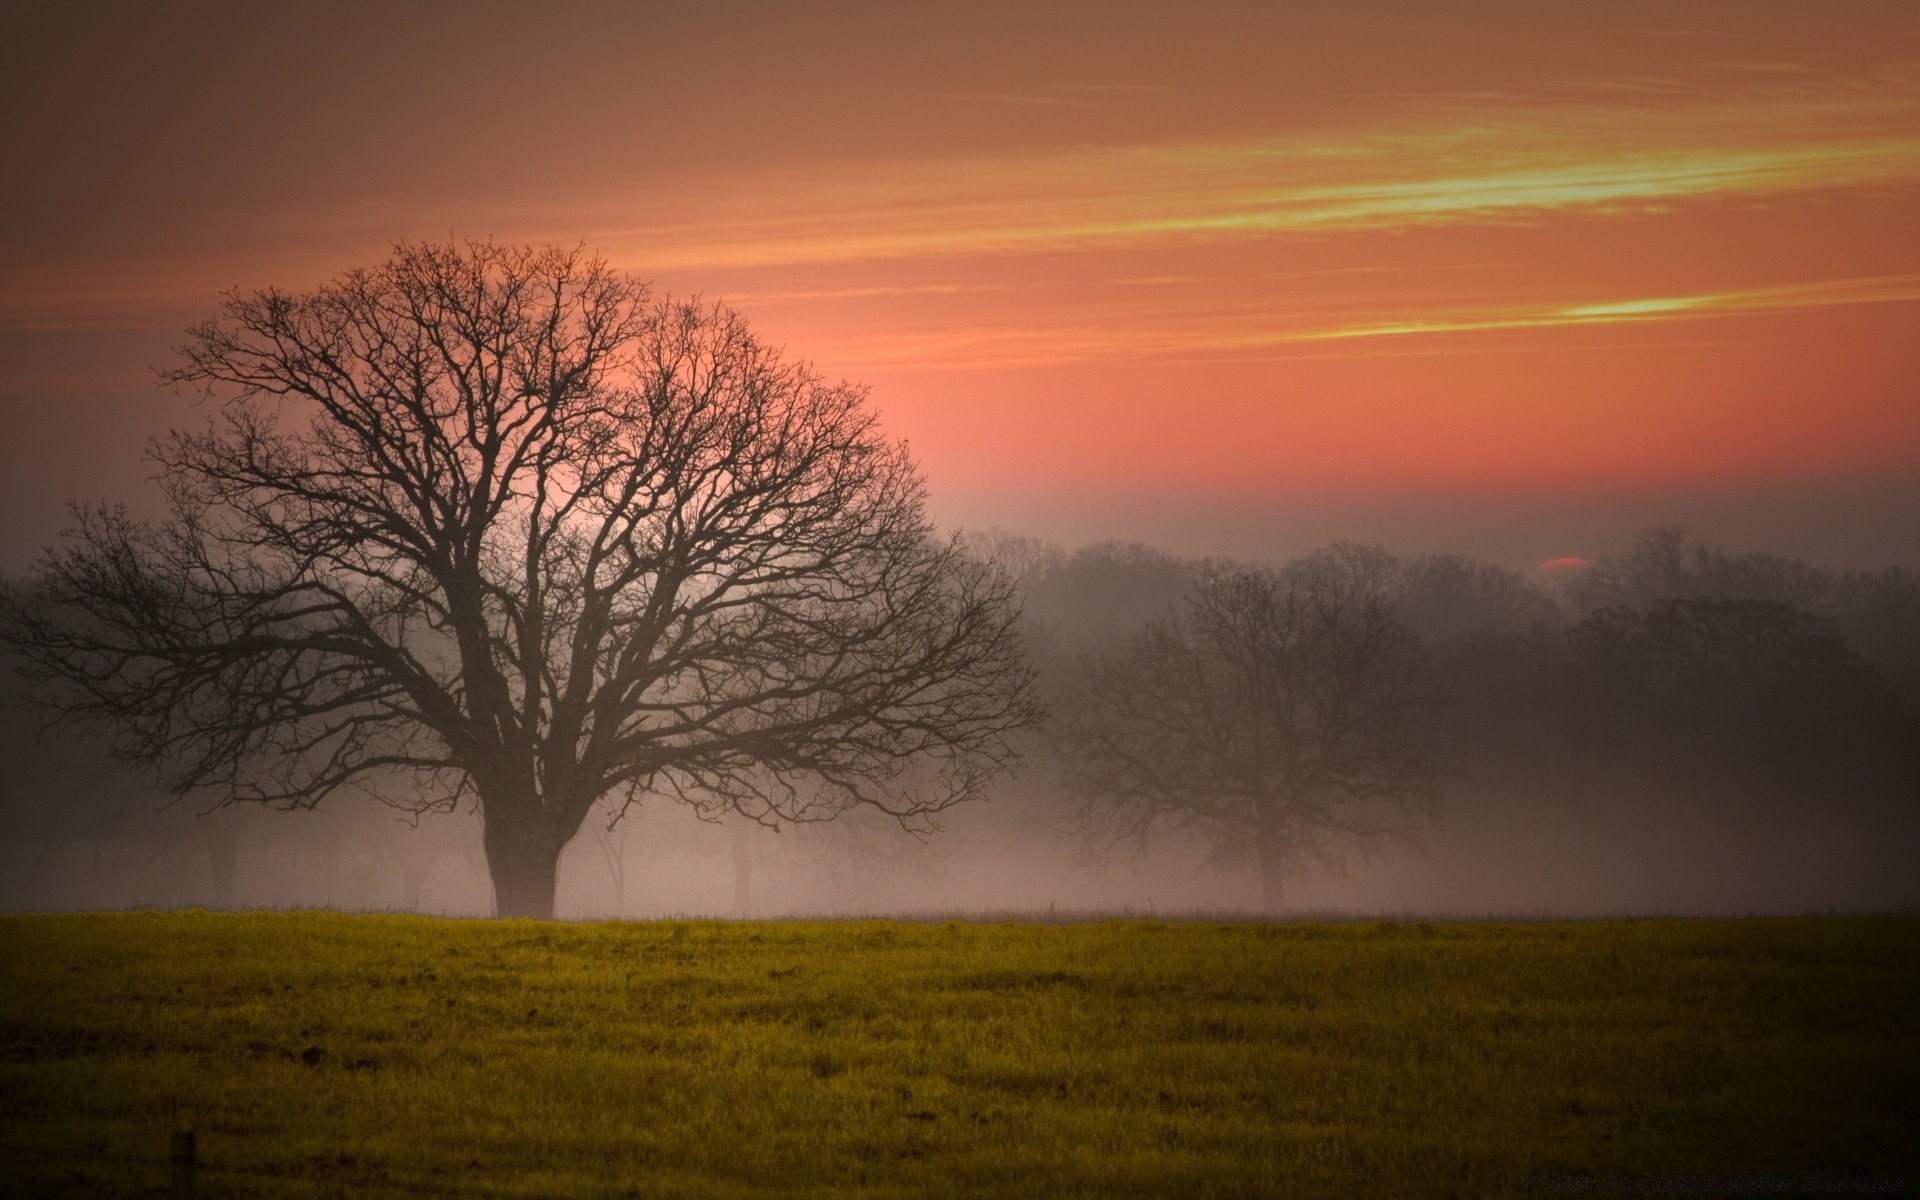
[[0, 912, 1915, 1197]]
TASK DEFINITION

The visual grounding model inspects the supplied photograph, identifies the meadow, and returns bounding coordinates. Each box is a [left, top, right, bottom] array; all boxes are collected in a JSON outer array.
[[0, 912, 1915, 1198]]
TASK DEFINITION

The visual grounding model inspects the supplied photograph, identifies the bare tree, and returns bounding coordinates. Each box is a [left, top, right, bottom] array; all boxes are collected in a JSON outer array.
[[726, 818, 755, 917], [0, 241, 1037, 918], [1561, 595, 1916, 808], [1056, 548, 1442, 913], [1397, 553, 1563, 646], [197, 806, 255, 910], [1559, 526, 1836, 618], [598, 814, 637, 919]]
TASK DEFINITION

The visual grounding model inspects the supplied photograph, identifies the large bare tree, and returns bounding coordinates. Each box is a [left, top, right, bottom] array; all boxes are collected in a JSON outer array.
[[1, 241, 1037, 918], [1056, 547, 1442, 913]]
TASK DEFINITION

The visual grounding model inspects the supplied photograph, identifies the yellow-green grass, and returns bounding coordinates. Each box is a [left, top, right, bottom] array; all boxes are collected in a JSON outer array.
[[1, 913, 1915, 1198]]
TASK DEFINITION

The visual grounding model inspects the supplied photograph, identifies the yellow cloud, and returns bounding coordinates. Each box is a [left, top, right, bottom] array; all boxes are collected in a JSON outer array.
[[1296, 274, 1920, 343]]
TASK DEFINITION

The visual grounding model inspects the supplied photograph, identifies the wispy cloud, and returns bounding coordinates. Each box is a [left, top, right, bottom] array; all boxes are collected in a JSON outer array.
[[717, 282, 1015, 305], [921, 82, 1187, 108], [1708, 61, 1817, 74], [603, 66, 1920, 271], [1276, 273, 1920, 343], [813, 273, 1920, 369], [920, 91, 1099, 108]]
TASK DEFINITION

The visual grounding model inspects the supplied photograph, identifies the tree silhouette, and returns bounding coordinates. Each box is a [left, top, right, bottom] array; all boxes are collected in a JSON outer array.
[[1, 241, 1037, 918], [1559, 526, 1835, 618], [1562, 596, 1914, 808], [1055, 548, 1442, 913]]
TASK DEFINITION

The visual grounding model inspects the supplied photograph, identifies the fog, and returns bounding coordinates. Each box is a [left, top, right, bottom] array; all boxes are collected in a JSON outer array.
[[4, 524, 1914, 921]]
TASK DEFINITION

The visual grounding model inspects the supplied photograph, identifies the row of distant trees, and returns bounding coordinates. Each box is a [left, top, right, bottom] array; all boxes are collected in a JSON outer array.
[[1, 241, 1913, 917], [991, 526, 1918, 911]]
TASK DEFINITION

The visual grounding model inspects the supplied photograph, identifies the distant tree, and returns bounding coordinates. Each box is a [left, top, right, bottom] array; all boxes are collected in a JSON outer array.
[[1832, 565, 1920, 711], [1056, 547, 1443, 913], [1018, 541, 1197, 650], [958, 528, 1067, 590], [1562, 596, 1915, 807], [197, 806, 255, 910], [726, 817, 755, 917], [596, 812, 639, 919], [1560, 526, 1834, 618], [1391, 554, 1568, 793], [1398, 553, 1563, 646], [383, 822, 473, 915], [0, 241, 1038, 919]]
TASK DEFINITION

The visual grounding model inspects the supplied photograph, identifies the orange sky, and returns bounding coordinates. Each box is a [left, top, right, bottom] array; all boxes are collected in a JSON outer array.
[[2, 1, 1917, 567]]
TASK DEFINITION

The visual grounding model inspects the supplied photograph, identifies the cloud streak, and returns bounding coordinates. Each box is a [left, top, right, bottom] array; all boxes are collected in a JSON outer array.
[[812, 274, 1920, 369], [1285, 273, 1920, 345], [604, 68, 1920, 271]]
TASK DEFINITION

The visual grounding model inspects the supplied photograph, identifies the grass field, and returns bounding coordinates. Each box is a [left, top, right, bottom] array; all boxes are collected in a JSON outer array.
[[0, 913, 1915, 1198]]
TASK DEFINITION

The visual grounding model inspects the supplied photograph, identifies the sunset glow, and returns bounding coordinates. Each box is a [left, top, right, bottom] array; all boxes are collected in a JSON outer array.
[[1, 3, 1916, 566]]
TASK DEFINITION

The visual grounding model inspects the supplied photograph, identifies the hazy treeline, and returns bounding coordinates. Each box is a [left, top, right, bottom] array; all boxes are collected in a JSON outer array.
[[2, 525, 1915, 917], [990, 524, 1919, 915]]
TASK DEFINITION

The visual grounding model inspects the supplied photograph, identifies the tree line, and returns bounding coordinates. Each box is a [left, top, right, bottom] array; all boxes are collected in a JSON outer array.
[[994, 528, 1919, 912]]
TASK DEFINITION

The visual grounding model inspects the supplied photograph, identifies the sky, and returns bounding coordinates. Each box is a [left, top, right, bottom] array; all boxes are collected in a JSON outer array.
[[3, 0, 1918, 571]]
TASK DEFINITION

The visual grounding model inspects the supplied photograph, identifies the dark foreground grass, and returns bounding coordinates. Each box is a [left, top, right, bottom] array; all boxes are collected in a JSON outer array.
[[1, 913, 1915, 1198]]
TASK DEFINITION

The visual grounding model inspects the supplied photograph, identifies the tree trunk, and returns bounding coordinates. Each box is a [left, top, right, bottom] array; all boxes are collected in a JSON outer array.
[[601, 825, 629, 919], [199, 813, 248, 910], [399, 853, 429, 913], [728, 819, 753, 918], [483, 808, 564, 920], [605, 843, 627, 919], [1256, 831, 1285, 917], [1258, 851, 1284, 916]]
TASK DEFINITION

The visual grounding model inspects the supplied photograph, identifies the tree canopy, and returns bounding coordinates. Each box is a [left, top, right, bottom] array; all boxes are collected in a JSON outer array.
[[1054, 547, 1442, 912]]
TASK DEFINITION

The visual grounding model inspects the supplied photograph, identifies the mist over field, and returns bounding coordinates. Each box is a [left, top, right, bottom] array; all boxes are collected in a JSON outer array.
[[5, 525, 1914, 922]]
